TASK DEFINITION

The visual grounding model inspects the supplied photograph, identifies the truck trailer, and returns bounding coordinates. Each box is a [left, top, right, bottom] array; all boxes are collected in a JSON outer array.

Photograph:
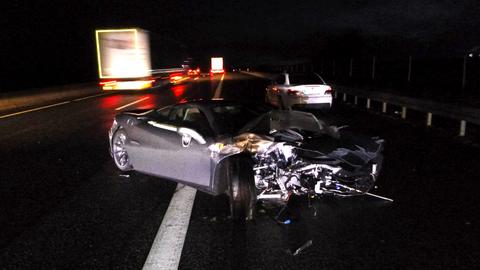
[[210, 57, 224, 75], [95, 28, 154, 90]]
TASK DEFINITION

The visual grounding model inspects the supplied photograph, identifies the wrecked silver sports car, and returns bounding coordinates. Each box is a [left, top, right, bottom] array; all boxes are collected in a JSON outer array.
[[109, 100, 384, 220]]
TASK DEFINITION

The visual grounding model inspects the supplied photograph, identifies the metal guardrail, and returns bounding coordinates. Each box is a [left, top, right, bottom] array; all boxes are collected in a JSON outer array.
[[333, 85, 480, 136]]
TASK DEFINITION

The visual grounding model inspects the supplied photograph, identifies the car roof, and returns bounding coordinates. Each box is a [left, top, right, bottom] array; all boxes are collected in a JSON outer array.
[[175, 99, 272, 110]]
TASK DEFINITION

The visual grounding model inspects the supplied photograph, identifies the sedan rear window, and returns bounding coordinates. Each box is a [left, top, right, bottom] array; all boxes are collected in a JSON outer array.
[[288, 73, 325, 85], [274, 74, 286, 85]]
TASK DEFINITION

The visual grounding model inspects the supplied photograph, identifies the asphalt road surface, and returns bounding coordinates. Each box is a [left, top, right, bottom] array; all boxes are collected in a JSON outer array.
[[0, 73, 479, 269]]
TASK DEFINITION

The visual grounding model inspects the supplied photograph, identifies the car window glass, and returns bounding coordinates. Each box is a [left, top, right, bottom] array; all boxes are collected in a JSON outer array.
[[154, 106, 171, 121], [275, 74, 286, 85], [181, 107, 213, 136], [288, 73, 325, 85], [169, 107, 186, 122], [212, 105, 259, 135], [164, 106, 213, 136]]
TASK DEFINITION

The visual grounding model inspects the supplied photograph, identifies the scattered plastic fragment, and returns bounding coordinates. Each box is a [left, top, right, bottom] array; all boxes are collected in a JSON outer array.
[[365, 192, 393, 202], [119, 174, 130, 178], [292, 240, 313, 256], [283, 219, 291, 225]]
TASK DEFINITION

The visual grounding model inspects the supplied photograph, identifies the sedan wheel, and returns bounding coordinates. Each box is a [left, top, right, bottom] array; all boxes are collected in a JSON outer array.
[[112, 130, 133, 171]]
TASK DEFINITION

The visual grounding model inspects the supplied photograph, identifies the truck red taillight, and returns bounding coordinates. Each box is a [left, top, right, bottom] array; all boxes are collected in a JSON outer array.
[[100, 80, 117, 86]]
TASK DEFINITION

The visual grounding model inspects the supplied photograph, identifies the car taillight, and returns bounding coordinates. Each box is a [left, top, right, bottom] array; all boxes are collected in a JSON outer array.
[[324, 86, 333, 95], [287, 89, 303, 96]]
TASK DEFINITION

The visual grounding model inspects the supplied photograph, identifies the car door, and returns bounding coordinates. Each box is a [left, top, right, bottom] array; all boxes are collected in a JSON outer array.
[[124, 107, 182, 180], [128, 105, 214, 187]]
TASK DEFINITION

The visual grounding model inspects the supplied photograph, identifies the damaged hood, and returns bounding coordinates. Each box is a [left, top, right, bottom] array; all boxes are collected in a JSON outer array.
[[239, 109, 383, 168], [295, 131, 383, 169]]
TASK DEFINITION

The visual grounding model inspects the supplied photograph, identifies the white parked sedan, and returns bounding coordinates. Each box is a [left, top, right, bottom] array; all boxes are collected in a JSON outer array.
[[265, 72, 333, 109]]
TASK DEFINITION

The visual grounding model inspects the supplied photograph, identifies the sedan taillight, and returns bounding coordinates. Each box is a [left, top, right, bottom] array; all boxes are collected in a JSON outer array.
[[287, 89, 304, 96], [324, 86, 333, 95]]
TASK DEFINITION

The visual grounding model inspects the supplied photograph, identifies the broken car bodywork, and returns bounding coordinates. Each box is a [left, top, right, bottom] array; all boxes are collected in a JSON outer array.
[[213, 110, 384, 203], [109, 101, 384, 217]]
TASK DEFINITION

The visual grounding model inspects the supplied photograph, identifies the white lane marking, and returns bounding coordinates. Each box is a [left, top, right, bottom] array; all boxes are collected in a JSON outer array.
[[213, 73, 225, 98], [73, 92, 111, 101], [0, 101, 71, 119], [0, 92, 115, 120], [143, 183, 197, 270], [115, 96, 150, 111]]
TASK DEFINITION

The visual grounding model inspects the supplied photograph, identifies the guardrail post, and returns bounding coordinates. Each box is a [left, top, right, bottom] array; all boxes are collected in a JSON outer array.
[[401, 107, 407, 119], [427, 112, 432, 127], [354, 96, 358, 105], [382, 102, 387, 113], [366, 98, 371, 109], [343, 93, 347, 102], [459, 120, 466, 136]]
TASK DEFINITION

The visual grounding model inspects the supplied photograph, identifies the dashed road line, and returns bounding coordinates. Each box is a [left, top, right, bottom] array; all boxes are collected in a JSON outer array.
[[72, 92, 111, 101], [143, 184, 197, 270], [213, 73, 225, 98], [115, 96, 150, 111]]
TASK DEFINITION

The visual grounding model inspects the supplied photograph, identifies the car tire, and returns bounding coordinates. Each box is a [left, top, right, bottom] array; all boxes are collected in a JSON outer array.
[[228, 154, 256, 222], [112, 129, 133, 171]]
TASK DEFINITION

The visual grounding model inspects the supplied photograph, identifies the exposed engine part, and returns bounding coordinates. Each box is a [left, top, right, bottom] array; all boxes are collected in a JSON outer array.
[[251, 140, 377, 203]]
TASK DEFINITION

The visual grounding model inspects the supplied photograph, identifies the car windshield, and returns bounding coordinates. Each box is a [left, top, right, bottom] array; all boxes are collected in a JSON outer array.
[[288, 73, 325, 85], [239, 110, 329, 135]]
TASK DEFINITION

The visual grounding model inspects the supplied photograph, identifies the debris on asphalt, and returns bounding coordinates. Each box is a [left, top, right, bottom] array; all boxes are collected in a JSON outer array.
[[365, 192, 393, 202], [119, 174, 130, 178], [292, 240, 313, 256]]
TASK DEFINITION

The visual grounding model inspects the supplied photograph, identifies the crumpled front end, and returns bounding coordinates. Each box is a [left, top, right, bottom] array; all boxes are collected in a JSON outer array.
[[230, 132, 384, 204]]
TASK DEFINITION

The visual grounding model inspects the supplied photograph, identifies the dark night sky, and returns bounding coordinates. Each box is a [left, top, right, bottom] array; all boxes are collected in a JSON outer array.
[[2, 0, 480, 91]]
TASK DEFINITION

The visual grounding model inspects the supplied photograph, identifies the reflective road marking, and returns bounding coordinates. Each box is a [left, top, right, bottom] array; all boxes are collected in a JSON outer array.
[[213, 73, 225, 98], [72, 92, 111, 101], [143, 184, 197, 270], [0, 101, 71, 119], [115, 96, 150, 111], [0, 92, 113, 119]]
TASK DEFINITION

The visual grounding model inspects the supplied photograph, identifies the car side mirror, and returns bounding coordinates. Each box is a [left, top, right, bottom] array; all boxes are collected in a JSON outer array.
[[177, 127, 206, 147]]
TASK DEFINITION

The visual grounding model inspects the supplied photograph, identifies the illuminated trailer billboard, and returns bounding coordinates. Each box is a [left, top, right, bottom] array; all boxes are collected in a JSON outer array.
[[95, 28, 154, 90]]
